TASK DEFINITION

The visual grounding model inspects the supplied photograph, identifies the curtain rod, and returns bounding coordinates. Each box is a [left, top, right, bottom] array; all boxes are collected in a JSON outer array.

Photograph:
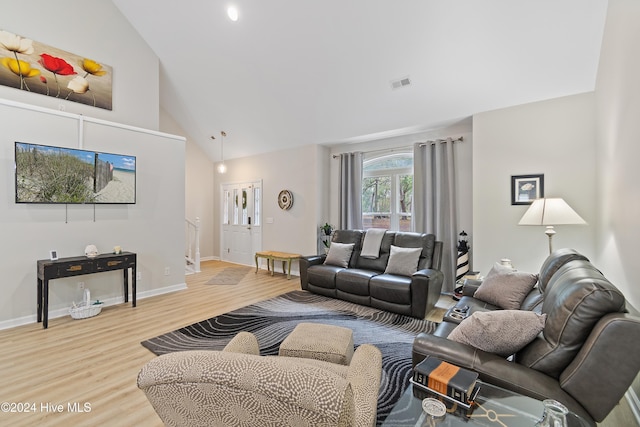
[[332, 136, 464, 158], [418, 136, 464, 146], [332, 145, 412, 159]]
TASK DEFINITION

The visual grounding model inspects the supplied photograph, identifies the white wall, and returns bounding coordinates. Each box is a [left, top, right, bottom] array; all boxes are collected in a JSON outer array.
[[594, 0, 640, 310], [161, 108, 215, 261], [472, 93, 597, 275], [0, 102, 186, 328], [0, 0, 186, 329], [213, 144, 327, 270], [0, 0, 158, 130]]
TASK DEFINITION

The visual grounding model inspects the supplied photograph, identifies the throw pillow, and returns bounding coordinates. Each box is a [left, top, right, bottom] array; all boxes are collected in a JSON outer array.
[[448, 310, 547, 357], [473, 264, 538, 310], [324, 242, 355, 268], [384, 245, 422, 276]]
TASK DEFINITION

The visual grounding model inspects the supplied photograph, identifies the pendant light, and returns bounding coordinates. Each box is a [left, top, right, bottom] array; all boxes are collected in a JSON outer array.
[[216, 131, 227, 174]]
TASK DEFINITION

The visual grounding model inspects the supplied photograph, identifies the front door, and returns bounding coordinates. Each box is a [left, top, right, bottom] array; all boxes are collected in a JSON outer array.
[[221, 180, 262, 265]]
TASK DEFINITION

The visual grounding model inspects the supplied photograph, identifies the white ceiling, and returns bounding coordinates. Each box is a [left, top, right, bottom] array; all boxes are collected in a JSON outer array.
[[112, 0, 608, 162]]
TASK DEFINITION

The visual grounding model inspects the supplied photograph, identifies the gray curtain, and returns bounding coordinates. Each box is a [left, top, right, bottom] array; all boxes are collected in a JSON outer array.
[[413, 139, 458, 293], [339, 152, 363, 230]]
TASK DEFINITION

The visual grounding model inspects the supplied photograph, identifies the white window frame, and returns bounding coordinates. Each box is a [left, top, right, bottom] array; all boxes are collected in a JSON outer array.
[[362, 153, 413, 231]]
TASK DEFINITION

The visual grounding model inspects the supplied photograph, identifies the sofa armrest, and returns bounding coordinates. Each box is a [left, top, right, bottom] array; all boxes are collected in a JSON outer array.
[[299, 254, 326, 290], [347, 344, 382, 427], [462, 278, 482, 296], [410, 268, 444, 318], [223, 331, 260, 355], [412, 333, 593, 424]]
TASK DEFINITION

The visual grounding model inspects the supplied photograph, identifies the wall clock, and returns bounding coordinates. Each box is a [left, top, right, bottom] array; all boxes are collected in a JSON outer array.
[[278, 190, 293, 210]]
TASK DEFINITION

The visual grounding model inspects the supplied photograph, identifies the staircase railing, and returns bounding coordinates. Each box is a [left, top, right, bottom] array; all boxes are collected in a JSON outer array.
[[185, 217, 201, 273]]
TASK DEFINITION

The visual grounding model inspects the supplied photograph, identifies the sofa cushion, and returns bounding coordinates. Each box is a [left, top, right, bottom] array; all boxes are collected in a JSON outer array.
[[324, 242, 355, 268], [384, 245, 422, 276], [537, 248, 589, 293], [393, 232, 436, 270], [355, 232, 394, 272], [336, 269, 379, 296], [517, 260, 626, 378], [448, 310, 547, 357], [331, 230, 363, 268], [473, 264, 538, 310], [370, 274, 412, 304], [307, 265, 342, 289]]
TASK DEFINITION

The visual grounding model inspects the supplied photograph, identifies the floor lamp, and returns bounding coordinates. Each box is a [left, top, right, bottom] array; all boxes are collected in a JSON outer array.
[[518, 198, 587, 254]]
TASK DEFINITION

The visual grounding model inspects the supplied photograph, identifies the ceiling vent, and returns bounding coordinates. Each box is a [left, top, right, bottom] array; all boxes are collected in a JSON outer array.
[[390, 76, 411, 90]]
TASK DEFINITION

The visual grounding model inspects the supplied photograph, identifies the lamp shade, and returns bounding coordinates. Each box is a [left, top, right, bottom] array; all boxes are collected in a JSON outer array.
[[518, 198, 587, 226]]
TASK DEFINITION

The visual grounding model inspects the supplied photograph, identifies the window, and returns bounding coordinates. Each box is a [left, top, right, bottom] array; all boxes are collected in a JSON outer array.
[[362, 152, 413, 231]]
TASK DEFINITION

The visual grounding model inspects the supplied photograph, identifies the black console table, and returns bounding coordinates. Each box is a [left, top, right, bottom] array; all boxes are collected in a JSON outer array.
[[37, 252, 137, 329]]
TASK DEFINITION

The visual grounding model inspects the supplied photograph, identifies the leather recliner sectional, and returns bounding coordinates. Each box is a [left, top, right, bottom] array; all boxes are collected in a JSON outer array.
[[412, 248, 640, 425]]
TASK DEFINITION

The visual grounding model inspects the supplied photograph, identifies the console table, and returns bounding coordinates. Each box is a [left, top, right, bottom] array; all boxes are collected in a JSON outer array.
[[37, 252, 137, 329]]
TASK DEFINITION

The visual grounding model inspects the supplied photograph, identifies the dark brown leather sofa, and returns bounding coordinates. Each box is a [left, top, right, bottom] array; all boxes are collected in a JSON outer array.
[[299, 230, 444, 318], [412, 248, 640, 425]]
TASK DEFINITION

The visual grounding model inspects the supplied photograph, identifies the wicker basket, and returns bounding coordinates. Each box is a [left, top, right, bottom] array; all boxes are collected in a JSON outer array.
[[69, 289, 103, 319], [69, 303, 103, 319]]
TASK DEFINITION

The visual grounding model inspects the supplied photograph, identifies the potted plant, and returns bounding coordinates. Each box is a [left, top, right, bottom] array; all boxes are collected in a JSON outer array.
[[320, 223, 334, 253]]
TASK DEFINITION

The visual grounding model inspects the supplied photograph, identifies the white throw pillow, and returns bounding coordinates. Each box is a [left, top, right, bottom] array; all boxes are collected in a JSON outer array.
[[384, 245, 422, 276], [448, 310, 546, 357], [324, 242, 355, 268]]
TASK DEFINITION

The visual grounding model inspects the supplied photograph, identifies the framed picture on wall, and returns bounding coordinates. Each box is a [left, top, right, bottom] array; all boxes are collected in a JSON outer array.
[[511, 174, 544, 205]]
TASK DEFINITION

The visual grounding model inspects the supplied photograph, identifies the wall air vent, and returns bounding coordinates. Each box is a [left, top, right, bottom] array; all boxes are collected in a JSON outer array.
[[390, 76, 411, 90]]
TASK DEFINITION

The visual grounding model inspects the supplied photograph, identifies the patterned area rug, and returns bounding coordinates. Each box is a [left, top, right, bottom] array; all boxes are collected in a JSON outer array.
[[141, 290, 437, 426], [204, 266, 252, 285]]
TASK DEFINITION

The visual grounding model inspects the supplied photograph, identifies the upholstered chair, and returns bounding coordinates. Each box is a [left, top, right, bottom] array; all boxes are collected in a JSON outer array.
[[138, 332, 382, 427]]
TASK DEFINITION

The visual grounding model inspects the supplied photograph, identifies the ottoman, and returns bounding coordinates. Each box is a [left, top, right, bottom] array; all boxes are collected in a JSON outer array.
[[279, 322, 354, 365]]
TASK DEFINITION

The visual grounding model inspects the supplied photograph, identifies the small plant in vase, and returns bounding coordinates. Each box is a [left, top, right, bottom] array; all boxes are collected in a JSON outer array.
[[321, 223, 334, 253]]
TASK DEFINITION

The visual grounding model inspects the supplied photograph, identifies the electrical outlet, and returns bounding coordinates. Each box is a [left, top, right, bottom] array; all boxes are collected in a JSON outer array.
[[164, 267, 170, 276], [136, 272, 142, 281], [78, 282, 85, 290]]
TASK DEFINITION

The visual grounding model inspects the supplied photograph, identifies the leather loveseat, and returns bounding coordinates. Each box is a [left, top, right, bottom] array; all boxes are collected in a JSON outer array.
[[299, 229, 444, 318], [412, 248, 640, 425]]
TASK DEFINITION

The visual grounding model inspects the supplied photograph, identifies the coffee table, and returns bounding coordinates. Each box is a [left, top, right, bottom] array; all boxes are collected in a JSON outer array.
[[382, 382, 591, 427]]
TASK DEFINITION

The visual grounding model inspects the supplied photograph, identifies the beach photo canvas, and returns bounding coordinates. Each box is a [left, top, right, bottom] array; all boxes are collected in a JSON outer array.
[[14, 142, 135, 204]]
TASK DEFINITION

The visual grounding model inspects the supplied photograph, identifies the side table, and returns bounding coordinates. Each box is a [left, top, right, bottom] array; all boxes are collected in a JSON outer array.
[[254, 251, 301, 279]]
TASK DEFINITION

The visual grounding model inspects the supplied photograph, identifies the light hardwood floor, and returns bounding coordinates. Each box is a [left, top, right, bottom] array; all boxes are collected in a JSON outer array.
[[0, 260, 299, 427], [0, 260, 635, 426]]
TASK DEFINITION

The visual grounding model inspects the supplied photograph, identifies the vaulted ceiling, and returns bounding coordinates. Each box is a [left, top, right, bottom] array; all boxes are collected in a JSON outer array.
[[112, 1, 608, 162]]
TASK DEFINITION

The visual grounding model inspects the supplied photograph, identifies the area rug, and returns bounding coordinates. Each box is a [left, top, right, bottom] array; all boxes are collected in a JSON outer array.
[[205, 265, 252, 285], [141, 290, 437, 425]]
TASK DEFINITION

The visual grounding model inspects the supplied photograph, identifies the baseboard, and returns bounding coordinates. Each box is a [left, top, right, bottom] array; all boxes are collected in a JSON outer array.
[[626, 388, 640, 425], [0, 282, 187, 331]]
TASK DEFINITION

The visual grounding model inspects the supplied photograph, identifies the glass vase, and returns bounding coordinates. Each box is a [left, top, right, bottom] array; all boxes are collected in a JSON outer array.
[[536, 399, 568, 427]]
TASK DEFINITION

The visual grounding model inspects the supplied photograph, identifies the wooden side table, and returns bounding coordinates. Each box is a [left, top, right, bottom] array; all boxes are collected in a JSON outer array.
[[255, 251, 301, 279]]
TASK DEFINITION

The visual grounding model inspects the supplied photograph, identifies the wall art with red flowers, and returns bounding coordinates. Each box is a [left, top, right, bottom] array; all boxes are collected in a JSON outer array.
[[0, 29, 112, 110]]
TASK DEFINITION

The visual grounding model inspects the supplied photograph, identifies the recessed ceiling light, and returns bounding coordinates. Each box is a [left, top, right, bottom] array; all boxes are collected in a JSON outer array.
[[227, 6, 239, 22]]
